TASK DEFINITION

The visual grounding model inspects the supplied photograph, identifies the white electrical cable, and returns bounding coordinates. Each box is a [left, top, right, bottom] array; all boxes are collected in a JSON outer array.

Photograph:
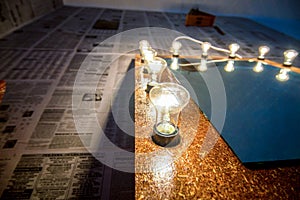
[[178, 62, 201, 67], [173, 36, 243, 58], [174, 36, 204, 45], [178, 59, 230, 67]]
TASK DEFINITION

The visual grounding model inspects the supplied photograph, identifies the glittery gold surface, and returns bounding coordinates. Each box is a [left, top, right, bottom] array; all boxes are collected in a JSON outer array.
[[0, 80, 6, 103], [135, 58, 300, 199]]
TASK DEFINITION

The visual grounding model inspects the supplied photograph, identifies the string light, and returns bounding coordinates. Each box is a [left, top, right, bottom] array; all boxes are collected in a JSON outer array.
[[201, 42, 211, 57], [283, 49, 298, 66], [170, 41, 182, 57], [258, 46, 270, 60], [228, 43, 240, 58]]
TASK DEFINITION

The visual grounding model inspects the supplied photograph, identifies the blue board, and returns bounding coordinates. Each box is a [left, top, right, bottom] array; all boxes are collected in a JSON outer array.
[[167, 58, 300, 167]]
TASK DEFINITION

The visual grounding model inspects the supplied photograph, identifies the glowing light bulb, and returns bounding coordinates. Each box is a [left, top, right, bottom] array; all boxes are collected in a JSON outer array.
[[253, 61, 264, 73], [139, 40, 157, 63], [139, 40, 151, 50], [149, 82, 190, 147], [258, 46, 270, 60], [201, 42, 211, 57], [224, 60, 235, 72], [145, 57, 167, 93], [170, 57, 179, 70], [197, 58, 207, 72], [143, 48, 156, 63], [139, 40, 150, 54], [148, 57, 167, 82], [136, 65, 151, 90], [170, 41, 182, 57], [283, 49, 298, 66], [276, 68, 290, 82], [228, 43, 240, 58]]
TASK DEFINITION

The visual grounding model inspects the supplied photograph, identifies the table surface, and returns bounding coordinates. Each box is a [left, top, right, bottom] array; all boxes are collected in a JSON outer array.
[[135, 58, 300, 199]]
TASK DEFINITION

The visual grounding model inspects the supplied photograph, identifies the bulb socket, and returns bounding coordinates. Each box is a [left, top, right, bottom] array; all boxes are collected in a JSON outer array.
[[152, 122, 180, 147], [282, 63, 292, 67], [257, 57, 265, 61], [145, 82, 157, 93]]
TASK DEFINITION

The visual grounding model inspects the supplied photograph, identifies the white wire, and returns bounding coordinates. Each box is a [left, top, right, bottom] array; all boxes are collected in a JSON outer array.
[[207, 59, 230, 63], [174, 36, 203, 45], [178, 59, 232, 67], [179, 62, 201, 66], [173, 36, 243, 58]]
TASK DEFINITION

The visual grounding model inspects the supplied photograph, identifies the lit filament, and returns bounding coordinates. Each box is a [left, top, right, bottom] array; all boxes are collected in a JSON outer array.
[[156, 122, 176, 135]]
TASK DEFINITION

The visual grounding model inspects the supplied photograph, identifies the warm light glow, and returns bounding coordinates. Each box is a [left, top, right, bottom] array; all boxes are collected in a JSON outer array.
[[143, 49, 156, 63], [224, 60, 235, 72], [283, 49, 298, 66], [152, 154, 174, 193], [253, 61, 264, 73], [139, 40, 157, 63], [156, 122, 177, 135], [201, 42, 211, 57], [149, 83, 189, 114], [170, 41, 182, 56], [147, 57, 167, 83], [229, 43, 240, 58], [139, 40, 150, 50], [276, 68, 290, 82], [151, 88, 180, 109], [149, 83, 190, 137], [258, 46, 270, 60]]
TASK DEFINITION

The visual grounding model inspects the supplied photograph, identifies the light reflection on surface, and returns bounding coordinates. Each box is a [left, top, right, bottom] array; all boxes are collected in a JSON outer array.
[[276, 68, 290, 82], [152, 154, 175, 197], [224, 60, 235, 72], [253, 61, 264, 73]]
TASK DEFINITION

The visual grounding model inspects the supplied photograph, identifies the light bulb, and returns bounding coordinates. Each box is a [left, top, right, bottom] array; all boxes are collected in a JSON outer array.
[[148, 57, 167, 82], [139, 40, 157, 63], [136, 65, 151, 90], [139, 40, 150, 52], [197, 58, 207, 72], [224, 60, 235, 72], [149, 82, 190, 147], [258, 46, 270, 60], [228, 43, 240, 58], [143, 48, 156, 63], [170, 41, 182, 57], [253, 61, 264, 73], [276, 68, 290, 82], [145, 57, 167, 93], [201, 42, 211, 57], [283, 49, 298, 66], [170, 57, 179, 70], [139, 40, 149, 46]]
